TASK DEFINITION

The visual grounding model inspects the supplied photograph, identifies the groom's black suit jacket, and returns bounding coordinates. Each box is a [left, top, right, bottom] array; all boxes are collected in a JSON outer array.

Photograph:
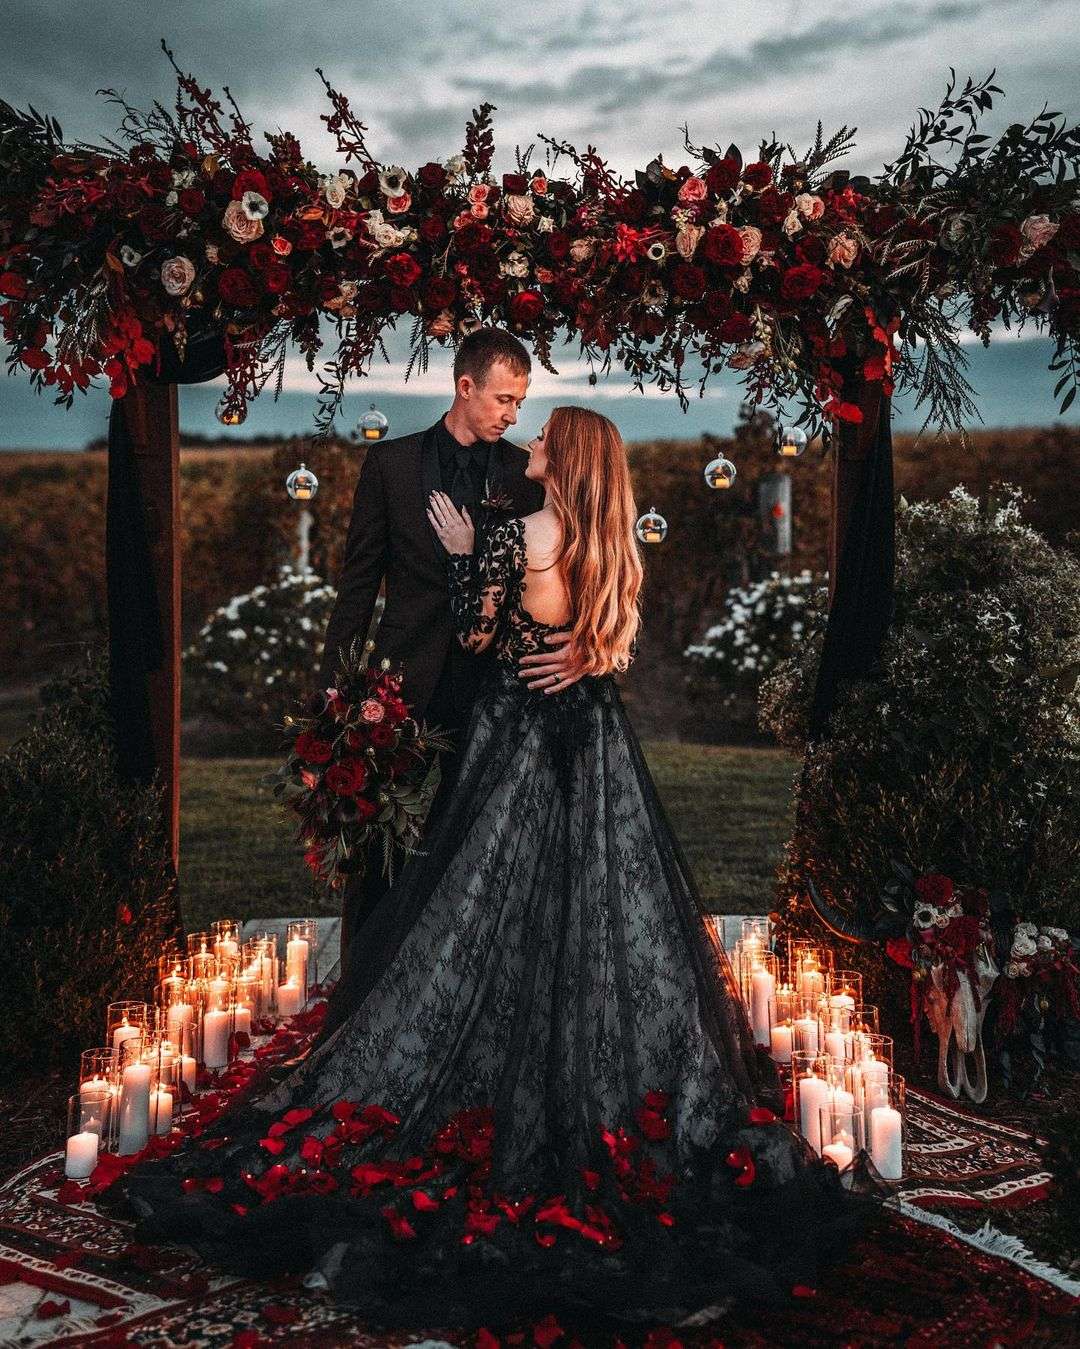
[[317, 415, 545, 722]]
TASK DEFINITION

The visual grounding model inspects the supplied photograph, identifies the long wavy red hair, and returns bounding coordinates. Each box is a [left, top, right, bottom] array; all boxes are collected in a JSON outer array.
[[541, 406, 643, 676]]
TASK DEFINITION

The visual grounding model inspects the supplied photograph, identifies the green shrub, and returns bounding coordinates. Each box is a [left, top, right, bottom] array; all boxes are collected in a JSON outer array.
[[761, 485, 1080, 929], [0, 645, 179, 1081]]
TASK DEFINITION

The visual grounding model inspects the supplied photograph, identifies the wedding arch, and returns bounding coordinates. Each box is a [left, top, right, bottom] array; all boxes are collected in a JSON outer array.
[[2, 45, 1078, 869]]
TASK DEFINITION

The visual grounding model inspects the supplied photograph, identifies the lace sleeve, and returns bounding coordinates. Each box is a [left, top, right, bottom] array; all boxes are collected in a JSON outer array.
[[447, 515, 523, 654]]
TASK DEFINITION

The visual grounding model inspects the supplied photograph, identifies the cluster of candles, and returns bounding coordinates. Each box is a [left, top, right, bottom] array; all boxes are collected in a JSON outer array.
[[64, 919, 317, 1179], [727, 919, 905, 1181]]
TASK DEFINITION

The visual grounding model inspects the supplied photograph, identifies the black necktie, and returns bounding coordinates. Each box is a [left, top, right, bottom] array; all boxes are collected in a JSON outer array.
[[449, 445, 481, 514]]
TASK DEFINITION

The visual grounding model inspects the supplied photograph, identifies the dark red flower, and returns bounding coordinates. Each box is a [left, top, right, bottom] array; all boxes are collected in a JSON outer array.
[[780, 263, 827, 301], [384, 252, 422, 288], [989, 222, 1023, 266], [232, 168, 272, 203], [886, 937, 914, 969], [718, 312, 754, 343], [418, 162, 448, 190], [672, 264, 707, 300], [217, 267, 258, 308], [456, 220, 493, 253], [295, 731, 333, 764], [706, 157, 741, 195], [263, 262, 290, 294], [546, 231, 571, 261], [419, 214, 447, 243], [702, 223, 744, 266], [369, 723, 395, 749], [177, 188, 205, 215], [424, 275, 457, 310], [325, 763, 357, 796], [726, 1145, 756, 1187], [509, 289, 544, 326], [915, 873, 954, 907], [502, 173, 528, 194], [742, 160, 774, 191]]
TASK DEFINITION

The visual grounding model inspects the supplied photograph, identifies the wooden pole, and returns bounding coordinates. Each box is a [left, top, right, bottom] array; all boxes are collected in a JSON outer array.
[[828, 372, 883, 603], [121, 381, 181, 874]]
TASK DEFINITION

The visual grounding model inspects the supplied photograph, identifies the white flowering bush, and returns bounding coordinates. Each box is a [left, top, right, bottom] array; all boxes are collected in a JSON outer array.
[[684, 571, 826, 712], [762, 485, 1080, 927], [182, 564, 347, 742]]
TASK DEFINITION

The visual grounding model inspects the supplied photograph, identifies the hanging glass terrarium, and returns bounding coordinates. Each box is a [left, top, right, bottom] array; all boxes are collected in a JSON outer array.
[[778, 425, 808, 458], [286, 462, 319, 501], [215, 394, 246, 426], [635, 506, 668, 544], [357, 404, 389, 441], [703, 456, 737, 490]]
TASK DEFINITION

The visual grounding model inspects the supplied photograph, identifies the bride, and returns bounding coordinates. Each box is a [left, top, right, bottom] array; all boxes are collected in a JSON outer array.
[[117, 406, 868, 1331]]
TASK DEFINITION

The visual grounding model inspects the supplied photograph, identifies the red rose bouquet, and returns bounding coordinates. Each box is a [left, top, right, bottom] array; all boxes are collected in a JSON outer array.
[[270, 636, 451, 896]]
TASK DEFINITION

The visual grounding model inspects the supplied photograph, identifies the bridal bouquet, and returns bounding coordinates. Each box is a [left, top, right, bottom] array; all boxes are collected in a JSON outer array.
[[270, 637, 451, 895]]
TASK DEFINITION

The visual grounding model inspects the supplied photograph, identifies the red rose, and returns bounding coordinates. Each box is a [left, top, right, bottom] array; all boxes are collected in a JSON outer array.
[[706, 157, 741, 195], [1057, 212, 1080, 251], [325, 763, 356, 796], [795, 235, 827, 266], [418, 162, 448, 190], [369, 722, 396, 748], [355, 797, 378, 820], [423, 275, 457, 310], [509, 289, 544, 326], [757, 187, 791, 225], [780, 263, 826, 301], [177, 188, 206, 216], [455, 221, 493, 253], [248, 241, 276, 269], [217, 268, 258, 307], [384, 252, 422, 288], [148, 162, 173, 190], [718, 312, 753, 343], [419, 214, 447, 243], [231, 168, 271, 202], [914, 873, 954, 907], [702, 223, 745, 266], [672, 263, 707, 300], [989, 223, 1022, 266], [742, 161, 773, 191], [262, 261, 290, 294], [295, 731, 334, 764], [293, 220, 325, 250], [138, 204, 172, 244], [502, 173, 528, 194]]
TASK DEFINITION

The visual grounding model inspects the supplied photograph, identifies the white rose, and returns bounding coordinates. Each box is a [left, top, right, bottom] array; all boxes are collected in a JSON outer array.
[[795, 192, 825, 219], [1041, 926, 1069, 944], [160, 255, 196, 297], [1011, 933, 1038, 958], [324, 175, 348, 209], [1036, 934, 1053, 952], [445, 154, 467, 183], [569, 237, 597, 264], [782, 209, 803, 237], [1016, 921, 1038, 939]]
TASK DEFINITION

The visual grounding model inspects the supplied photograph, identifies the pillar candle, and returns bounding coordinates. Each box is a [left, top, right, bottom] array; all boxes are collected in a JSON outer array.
[[793, 1015, 820, 1055], [112, 1018, 141, 1053], [797, 1073, 829, 1154], [798, 967, 824, 999], [214, 937, 239, 963], [117, 1062, 152, 1155], [830, 1086, 855, 1140], [821, 1139, 853, 1171], [825, 1029, 850, 1063], [166, 1002, 194, 1055], [65, 1130, 99, 1179], [276, 980, 302, 1018], [749, 967, 775, 1047], [233, 1004, 251, 1037], [80, 1074, 111, 1101], [770, 1023, 793, 1064], [202, 1009, 230, 1069], [149, 1087, 173, 1136], [286, 936, 309, 988], [180, 1055, 197, 1093], [870, 1105, 903, 1180], [208, 976, 231, 1010]]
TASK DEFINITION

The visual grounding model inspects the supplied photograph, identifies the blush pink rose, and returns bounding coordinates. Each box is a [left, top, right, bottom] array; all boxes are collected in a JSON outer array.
[[677, 175, 708, 204], [1019, 213, 1059, 251], [504, 194, 536, 226], [160, 255, 196, 296], [359, 698, 386, 724], [223, 198, 264, 244], [737, 225, 763, 263], [794, 192, 825, 220], [827, 232, 859, 268]]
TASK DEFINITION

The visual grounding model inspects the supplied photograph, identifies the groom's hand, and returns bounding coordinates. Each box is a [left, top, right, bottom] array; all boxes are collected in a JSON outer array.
[[518, 631, 582, 694]]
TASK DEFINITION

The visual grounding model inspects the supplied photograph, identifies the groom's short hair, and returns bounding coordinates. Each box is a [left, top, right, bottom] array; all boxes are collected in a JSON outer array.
[[453, 327, 531, 389]]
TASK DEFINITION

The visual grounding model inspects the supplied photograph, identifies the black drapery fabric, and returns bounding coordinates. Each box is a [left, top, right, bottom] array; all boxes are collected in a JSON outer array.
[[807, 382, 896, 741], [106, 325, 226, 784]]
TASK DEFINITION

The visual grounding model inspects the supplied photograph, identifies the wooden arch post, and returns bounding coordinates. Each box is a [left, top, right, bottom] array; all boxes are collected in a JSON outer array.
[[828, 370, 885, 601], [120, 380, 182, 874]]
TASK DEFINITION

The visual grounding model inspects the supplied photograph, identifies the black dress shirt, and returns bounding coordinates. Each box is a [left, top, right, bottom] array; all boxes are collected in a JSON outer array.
[[434, 413, 492, 513]]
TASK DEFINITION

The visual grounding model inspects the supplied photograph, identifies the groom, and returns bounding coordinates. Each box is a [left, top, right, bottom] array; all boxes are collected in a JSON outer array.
[[317, 326, 579, 971]]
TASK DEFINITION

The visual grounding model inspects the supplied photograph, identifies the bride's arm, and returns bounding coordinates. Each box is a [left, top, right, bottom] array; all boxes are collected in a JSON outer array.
[[428, 494, 515, 654]]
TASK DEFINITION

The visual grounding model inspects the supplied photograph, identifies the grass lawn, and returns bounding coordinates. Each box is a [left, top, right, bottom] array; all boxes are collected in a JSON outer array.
[[179, 742, 797, 932]]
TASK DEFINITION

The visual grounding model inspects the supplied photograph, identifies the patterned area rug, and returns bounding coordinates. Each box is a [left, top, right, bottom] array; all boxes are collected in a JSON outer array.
[[899, 1086, 1053, 1209], [0, 1153, 1075, 1347]]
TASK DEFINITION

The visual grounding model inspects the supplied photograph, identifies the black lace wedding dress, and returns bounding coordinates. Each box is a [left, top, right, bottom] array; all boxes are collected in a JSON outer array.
[[115, 514, 870, 1332]]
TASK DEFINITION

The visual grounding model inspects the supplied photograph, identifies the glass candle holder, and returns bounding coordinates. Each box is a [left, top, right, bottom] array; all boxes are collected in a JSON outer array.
[[866, 1073, 905, 1181], [795, 950, 828, 1002], [79, 1047, 119, 1144], [286, 919, 318, 1000], [158, 957, 187, 1007], [161, 981, 198, 1057], [767, 998, 794, 1064], [827, 971, 863, 1023], [744, 949, 778, 1049], [116, 1037, 156, 1156], [106, 1001, 149, 1056], [791, 1000, 823, 1056], [251, 933, 279, 1016], [144, 1038, 177, 1136], [818, 1097, 862, 1175], [851, 1004, 881, 1036], [211, 919, 242, 970], [187, 932, 216, 981], [65, 1094, 102, 1179], [851, 1031, 894, 1071], [229, 996, 252, 1041], [200, 993, 233, 1070], [791, 1051, 832, 1154], [739, 916, 771, 948]]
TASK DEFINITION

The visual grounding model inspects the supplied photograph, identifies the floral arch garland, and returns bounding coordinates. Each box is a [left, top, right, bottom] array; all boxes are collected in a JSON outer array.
[[1, 47, 1079, 446]]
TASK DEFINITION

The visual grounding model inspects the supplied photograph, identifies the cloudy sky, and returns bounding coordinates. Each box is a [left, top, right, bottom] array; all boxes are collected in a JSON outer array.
[[3, 0, 1078, 444]]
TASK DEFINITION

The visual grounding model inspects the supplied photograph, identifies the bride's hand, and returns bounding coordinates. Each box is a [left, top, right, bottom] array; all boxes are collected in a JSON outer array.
[[427, 490, 475, 554]]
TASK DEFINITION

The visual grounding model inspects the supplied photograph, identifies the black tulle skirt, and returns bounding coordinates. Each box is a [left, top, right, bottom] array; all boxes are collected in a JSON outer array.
[[113, 666, 875, 1331]]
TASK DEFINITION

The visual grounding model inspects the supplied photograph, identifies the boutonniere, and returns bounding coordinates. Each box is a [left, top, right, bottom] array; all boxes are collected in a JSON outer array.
[[480, 472, 514, 513]]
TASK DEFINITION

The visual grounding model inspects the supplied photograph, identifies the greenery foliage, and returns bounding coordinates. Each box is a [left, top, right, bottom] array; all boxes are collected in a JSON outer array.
[[0, 645, 178, 1079], [761, 485, 1080, 929]]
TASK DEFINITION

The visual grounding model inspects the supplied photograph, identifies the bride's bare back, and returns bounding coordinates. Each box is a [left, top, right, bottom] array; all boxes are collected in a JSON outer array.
[[520, 508, 572, 628]]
